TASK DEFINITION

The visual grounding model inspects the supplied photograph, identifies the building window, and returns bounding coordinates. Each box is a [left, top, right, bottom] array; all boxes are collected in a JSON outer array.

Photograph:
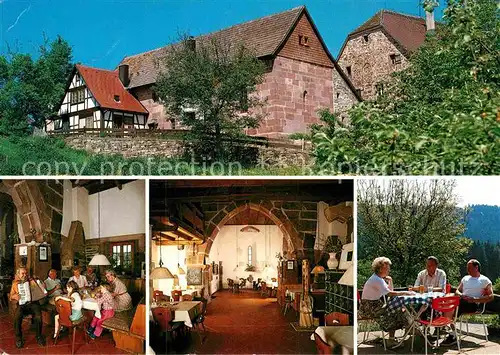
[[346, 66, 352, 77], [170, 118, 176, 129], [299, 35, 309, 47], [376, 83, 384, 96], [248, 246, 252, 266], [390, 54, 402, 65], [363, 35, 369, 43], [110, 242, 134, 273], [84, 115, 93, 128], [114, 95, 120, 102], [261, 58, 274, 73], [70, 88, 85, 104]]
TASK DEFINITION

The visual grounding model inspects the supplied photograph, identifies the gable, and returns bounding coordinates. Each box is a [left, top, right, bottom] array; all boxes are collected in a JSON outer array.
[[57, 71, 99, 116], [277, 13, 333, 68]]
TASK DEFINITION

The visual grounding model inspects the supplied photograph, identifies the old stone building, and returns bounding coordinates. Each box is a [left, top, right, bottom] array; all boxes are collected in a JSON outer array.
[[120, 5, 360, 136], [337, 10, 430, 100]]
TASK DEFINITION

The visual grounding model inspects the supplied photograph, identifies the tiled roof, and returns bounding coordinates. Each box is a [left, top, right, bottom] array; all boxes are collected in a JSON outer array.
[[119, 6, 305, 89], [76, 64, 148, 114], [346, 10, 427, 54]]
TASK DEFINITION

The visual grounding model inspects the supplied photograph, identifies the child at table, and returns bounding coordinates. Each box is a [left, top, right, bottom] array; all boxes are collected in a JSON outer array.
[[87, 283, 116, 339], [53, 280, 83, 339]]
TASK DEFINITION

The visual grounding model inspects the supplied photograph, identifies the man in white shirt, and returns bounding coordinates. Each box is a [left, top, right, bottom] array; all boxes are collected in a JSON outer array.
[[413, 256, 447, 292], [442, 259, 493, 346]]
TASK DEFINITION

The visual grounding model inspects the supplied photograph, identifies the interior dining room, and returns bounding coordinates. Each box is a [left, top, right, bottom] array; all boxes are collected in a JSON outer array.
[[0, 179, 146, 355], [149, 179, 355, 354]]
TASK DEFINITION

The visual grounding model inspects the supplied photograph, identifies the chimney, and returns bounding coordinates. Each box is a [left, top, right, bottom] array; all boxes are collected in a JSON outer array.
[[118, 64, 130, 87], [425, 11, 435, 32], [186, 36, 196, 52]]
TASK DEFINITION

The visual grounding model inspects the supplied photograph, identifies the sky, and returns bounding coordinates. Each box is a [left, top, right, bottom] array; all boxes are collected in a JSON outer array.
[[0, 0, 445, 70], [359, 178, 500, 207]]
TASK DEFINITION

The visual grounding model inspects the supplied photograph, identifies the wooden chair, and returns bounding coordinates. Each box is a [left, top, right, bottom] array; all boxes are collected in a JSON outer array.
[[192, 298, 208, 343], [227, 279, 234, 292], [153, 290, 164, 302], [283, 294, 293, 315], [182, 294, 193, 301], [171, 290, 182, 302], [261, 282, 269, 297], [313, 332, 333, 354], [54, 299, 88, 355], [152, 307, 184, 340], [325, 312, 349, 326]]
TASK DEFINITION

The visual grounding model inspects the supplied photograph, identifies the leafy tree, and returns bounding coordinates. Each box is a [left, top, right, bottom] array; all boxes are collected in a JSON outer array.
[[155, 35, 267, 162], [0, 36, 73, 136], [313, 0, 500, 175], [358, 179, 472, 287]]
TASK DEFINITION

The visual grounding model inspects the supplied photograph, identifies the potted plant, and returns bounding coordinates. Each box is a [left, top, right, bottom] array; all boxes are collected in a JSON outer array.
[[245, 264, 256, 272], [324, 235, 342, 270]]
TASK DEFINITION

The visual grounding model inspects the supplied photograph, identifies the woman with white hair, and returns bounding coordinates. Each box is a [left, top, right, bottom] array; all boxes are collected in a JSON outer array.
[[360, 257, 415, 349], [105, 270, 133, 312]]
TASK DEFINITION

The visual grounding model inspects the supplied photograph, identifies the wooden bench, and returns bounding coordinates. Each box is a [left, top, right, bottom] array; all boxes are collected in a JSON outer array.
[[101, 304, 146, 354]]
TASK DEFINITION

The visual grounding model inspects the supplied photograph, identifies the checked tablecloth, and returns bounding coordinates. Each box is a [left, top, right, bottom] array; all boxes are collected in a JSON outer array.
[[386, 292, 445, 315]]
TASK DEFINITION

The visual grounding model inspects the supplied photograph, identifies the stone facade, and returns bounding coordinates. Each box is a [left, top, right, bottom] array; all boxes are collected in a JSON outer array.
[[338, 30, 408, 100], [63, 136, 312, 168]]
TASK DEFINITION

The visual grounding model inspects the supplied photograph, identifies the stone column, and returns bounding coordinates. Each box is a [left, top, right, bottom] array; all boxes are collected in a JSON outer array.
[[299, 259, 313, 328]]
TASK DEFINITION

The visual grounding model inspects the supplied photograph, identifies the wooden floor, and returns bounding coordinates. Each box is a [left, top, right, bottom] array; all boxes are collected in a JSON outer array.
[[158, 289, 317, 354], [0, 307, 126, 355]]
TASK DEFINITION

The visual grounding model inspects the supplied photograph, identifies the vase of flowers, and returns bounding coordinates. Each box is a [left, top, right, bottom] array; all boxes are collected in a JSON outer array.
[[324, 235, 342, 270]]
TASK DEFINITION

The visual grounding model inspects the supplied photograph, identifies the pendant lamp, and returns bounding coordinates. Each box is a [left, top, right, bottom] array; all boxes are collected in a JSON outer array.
[[150, 189, 174, 280], [89, 191, 111, 266]]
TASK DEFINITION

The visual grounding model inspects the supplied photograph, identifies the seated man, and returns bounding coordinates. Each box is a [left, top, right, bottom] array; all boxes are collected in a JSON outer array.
[[44, 269, 63, 303], [413, 256, 446, 292], [9, 267, 46, 348], [442, 259, 493, 345]]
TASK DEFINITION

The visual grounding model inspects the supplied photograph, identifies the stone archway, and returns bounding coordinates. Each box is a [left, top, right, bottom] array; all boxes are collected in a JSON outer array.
[[0, 180, 63, 244], [190, 202, 303, 264]]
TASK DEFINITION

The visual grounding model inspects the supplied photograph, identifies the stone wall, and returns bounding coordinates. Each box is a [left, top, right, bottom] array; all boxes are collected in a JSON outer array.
[[63, 136, 312, 168], [332, 67, 359, 122], [248, 56, 334, 137], [338, 30, 408, 100]]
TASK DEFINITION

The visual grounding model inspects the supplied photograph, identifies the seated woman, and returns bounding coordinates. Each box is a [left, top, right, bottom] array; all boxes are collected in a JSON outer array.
[[87, 283, 115, 339], [53, 281, 83, 340], [360, 257, 415, 349], [105, 270, 133, 311], [68, 267, 88, 289]]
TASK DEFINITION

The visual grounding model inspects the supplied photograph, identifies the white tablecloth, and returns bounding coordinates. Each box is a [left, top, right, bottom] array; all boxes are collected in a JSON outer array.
[[82, 298, 101, 319], [310, 326, 354, 349], [151, 301, 201, 328]]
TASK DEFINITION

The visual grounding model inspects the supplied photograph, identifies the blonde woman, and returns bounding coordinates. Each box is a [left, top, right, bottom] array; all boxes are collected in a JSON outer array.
[[360, 257, 415, 349]]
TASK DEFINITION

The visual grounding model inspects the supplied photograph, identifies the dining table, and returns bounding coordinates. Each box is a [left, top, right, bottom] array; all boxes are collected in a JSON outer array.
[[82, 297, 102, 318], [386, 292, 446, 346], [151, 301, 201, 328]]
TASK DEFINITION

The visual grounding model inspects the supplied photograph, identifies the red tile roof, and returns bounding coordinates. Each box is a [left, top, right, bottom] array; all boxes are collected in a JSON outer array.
[[119, 6, 305, 89], [339, 10, 428, 57], [76, 64, 148, 114]]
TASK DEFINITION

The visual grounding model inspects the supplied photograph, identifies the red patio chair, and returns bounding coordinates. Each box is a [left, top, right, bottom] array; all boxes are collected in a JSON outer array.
[[325, 312, 349, 326], [412, 296, 460, 355]]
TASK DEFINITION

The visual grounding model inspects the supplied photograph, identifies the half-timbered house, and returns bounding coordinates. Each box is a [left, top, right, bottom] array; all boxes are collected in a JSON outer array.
[[46, 64, 148, 133]]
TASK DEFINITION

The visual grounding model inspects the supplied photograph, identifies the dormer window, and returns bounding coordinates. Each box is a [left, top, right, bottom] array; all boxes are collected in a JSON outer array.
[[390, 54, 402, 65], [299, 35, 309, 47], [114, 95, 121, 102]]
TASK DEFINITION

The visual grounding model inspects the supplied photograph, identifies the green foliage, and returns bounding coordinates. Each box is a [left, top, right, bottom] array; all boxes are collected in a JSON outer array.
[[0, 36, 73, 136], [464, 205, 500, 242], [155, 35, 267, 162], [358, 179, 472, 287], [288, 132, 311, 141], [313, 0, 500, 175], [357, 258, 373, 289]]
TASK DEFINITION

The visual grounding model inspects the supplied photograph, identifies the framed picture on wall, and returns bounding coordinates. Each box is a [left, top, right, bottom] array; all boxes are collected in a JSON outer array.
[[186, 267, 203, 285], [287, 260, 294, 270], [39, 246, 48, 261], [19, 246, 28, 256]]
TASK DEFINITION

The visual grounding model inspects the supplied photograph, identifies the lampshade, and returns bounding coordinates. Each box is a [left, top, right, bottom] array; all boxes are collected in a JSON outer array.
[[150, 266, 174, 279], [88, 253, 111, 266], [311, 265, 325, 275], [177, 265, 186, 275], [338, 265, 353, 286]]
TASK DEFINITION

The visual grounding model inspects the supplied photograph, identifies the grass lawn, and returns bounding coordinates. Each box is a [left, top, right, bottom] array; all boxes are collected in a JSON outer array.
[[0, 136, 309, 176]]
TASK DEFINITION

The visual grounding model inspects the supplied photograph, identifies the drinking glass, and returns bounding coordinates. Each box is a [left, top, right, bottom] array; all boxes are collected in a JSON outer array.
[[427, 286, 433, 295]]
